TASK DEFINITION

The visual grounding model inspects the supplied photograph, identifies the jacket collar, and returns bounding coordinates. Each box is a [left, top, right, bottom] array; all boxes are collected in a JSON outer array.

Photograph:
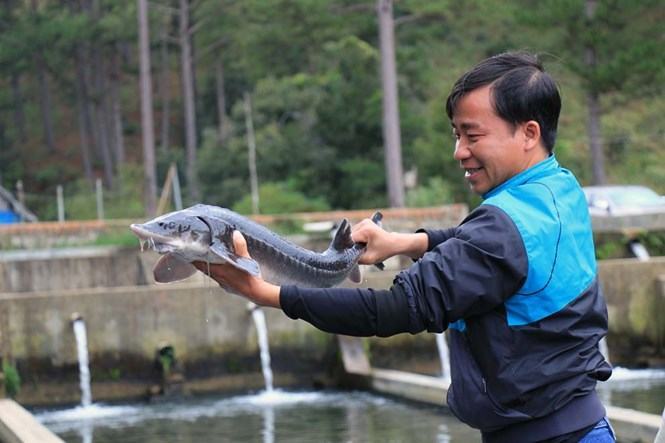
[[483, 155, 558, 200]]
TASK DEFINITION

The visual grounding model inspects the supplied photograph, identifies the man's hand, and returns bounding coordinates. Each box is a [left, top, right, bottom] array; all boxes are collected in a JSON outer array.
[[351, 218, 428, 264], [192, 231, 281, 308]]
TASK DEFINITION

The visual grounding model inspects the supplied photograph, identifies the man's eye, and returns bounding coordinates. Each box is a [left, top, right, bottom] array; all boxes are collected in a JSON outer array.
[[468, 134, 480, 142]]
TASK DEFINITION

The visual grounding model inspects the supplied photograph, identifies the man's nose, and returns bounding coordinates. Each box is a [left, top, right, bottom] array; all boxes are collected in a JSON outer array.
[[453, 141, 470, 161]]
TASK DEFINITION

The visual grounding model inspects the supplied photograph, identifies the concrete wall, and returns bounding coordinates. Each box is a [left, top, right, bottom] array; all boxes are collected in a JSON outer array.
[[598, 257, 665, 366], [0, 283, 336, 405], [0, 247, 148, 293], [0, 236, 662, 404]]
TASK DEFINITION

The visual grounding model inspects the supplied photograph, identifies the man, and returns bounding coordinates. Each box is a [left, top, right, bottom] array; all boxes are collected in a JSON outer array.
[[195, 52, 615, 442]]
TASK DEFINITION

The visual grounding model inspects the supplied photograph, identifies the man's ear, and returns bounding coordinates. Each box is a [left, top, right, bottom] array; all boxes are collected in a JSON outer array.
[[522, 120, 542, 151]]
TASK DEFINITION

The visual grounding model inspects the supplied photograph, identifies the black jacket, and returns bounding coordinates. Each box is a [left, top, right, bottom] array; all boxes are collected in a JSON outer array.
[[280, 157, 611, 442]]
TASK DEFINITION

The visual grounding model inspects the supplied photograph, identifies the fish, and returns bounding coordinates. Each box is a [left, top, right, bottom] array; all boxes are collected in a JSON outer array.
[[129, 204, 384, 288]]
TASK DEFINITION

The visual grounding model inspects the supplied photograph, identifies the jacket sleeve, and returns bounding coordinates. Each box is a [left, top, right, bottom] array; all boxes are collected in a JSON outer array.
[[280, 204, 527, 337], [395, 204, 528, 333], [417, 227, 457, 251], [280, 285, 411, 337]]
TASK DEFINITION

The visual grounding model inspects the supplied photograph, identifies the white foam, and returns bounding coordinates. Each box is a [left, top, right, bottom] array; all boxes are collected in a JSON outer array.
[[609, 367, 665, 382], [37, 404, 141, 424]]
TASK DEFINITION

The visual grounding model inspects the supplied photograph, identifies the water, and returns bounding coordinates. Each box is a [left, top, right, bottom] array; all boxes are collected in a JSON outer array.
[[249, 303, 274, 392], [599, 337, 610, 363], [72, 318, 92, 407], [598, 367, 665, 415], [435, 332, 451, 382], [36, 390, 481, 443], [56, 311, 661, 441], [628, 240, 650, 261]]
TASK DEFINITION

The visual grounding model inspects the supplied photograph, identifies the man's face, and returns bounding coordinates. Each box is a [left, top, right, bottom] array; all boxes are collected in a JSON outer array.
[[451, 85, 543, 195]]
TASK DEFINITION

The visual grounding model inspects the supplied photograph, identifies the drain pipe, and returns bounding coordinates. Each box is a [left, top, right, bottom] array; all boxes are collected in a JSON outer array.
[[628, 239, 650, 261]]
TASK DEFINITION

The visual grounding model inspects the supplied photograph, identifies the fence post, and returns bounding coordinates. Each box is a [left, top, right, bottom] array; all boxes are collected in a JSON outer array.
[[172, 164, 183, 211], [96, 178, 104, 220], [15, 181, 25, 222], [56, 185, 64, 222]]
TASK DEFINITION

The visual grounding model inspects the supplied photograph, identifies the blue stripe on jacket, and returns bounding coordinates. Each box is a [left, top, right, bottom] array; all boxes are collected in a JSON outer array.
[[482, 156, 597, 326]]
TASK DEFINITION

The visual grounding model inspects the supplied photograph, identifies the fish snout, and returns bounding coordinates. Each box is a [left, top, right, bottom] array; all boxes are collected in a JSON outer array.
[[129, 223, 152, 240]]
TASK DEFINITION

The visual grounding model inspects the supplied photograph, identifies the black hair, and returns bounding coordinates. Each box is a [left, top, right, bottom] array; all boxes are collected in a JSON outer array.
[[445, 52, 561, 152]]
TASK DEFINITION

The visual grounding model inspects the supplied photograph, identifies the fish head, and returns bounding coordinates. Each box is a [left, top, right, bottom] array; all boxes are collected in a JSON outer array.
[[129, 210, 212, 255]]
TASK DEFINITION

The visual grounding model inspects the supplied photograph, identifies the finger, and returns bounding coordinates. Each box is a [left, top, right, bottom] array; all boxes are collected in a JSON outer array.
[[351, 218, 372, 233], [232, 230, 250, 258], [351, 229, 369, 244]]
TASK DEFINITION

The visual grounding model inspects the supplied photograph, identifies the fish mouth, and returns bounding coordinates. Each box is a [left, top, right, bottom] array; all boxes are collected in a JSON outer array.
[[129, 224, 176, 253], [129, 224, 172, 243]]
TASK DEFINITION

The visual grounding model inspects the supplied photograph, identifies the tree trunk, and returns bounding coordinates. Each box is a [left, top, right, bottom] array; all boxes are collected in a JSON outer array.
[[74, 57, 94, 184], [138, 0, 158, 215], [377, 0, 405, 207], [10, 73, 26, 142], [35, 55, 56, 153], [93, 49, 114, 188], [86, 0, 114, 188], [31, 0, 55, 153], [215, 52, 228, 142], [79, 42, 100, 168], [586, 90, 605, 185], [180, 0, 199, 201], [109, 50, 125, 167], [244, 92, 259, 215], [585, 0, 606, 185], [159, 15, 171, 153]]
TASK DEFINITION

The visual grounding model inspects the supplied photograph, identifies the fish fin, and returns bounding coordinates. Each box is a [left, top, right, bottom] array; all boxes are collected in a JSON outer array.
[[153, 253, 197, 283], [209, 242, 261, 277], [330, 219, 353, 251], [371, 211, 383, 227], [348, 265, 362, 283], [370, 211, 386, 270]]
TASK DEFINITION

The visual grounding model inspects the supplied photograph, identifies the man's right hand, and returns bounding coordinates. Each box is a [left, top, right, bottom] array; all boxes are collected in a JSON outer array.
[[351, 218, 428, 265]]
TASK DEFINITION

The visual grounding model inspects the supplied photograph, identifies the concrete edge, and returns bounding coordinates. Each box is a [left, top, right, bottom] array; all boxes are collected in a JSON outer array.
[[0, 399, 64, 443], [370, 368, 450, 407], [356, 367, 661, 443], [607, 405, 662, 443]]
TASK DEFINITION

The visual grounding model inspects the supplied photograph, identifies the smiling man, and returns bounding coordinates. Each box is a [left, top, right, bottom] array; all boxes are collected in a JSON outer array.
[[196, 52, 614, 442]]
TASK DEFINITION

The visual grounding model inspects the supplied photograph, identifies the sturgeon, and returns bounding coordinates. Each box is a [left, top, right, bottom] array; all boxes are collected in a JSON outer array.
[[129, 204, 383, 287]]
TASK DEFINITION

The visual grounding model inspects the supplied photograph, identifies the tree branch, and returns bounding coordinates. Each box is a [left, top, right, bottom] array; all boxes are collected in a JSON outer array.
[[149, 1, 178, 15], [394, 12, 447, 27]]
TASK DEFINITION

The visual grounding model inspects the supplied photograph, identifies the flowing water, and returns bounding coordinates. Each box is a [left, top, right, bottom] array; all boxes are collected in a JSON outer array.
[[51, 302, 662, 442], [72, 319, 92, 408], [435, 332, 451, 382], [36, 390, 482, 443], [249, 304, 274, 392]]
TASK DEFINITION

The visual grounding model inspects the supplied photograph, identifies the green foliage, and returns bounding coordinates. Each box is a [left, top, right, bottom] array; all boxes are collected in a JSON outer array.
[[0, 0, 663, 220], [232, 182, 330, 215], [594, 231, 665, 260], [93, 230, 139, 248], [636, 231, 665, 257], [108, 368, 121, 381], [63, 165, 145, 221], [156, 345, 176, 378], [406, 177, 453, 208], [2, 361, 21, 398], [595, 239, 624, 261]]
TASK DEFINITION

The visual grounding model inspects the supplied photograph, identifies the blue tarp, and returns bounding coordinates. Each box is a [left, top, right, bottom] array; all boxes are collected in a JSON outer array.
[[0, 210, 19, 224]]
